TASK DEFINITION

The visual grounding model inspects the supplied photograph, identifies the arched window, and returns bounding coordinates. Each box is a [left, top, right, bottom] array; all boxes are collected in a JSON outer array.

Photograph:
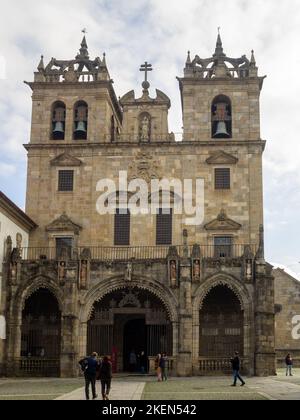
[[74, 101, 88, 140], [51, 101, 66, 140], [211, 95, 232, 139], [139, 112, 151, 142]]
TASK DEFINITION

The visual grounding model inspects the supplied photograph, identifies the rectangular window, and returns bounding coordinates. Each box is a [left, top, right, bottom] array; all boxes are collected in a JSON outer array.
[[215, 168, 230, 190], [214, 236, 233, 258], [156, 208, 173, 246], [56, 237, 73, 259], [58, 170, 74, 192], [114, 209, 130, 246]]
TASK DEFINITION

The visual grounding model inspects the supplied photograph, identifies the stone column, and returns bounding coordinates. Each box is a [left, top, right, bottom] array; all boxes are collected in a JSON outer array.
[[254, 261, 276, 376], [60, 314, 79, 378], [176, 258, 193, 377]]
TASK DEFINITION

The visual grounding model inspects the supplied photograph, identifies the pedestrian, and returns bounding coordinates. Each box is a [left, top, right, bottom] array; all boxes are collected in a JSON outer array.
[[155, 354, 162, 382], [99, 356, 113, 401], [129, 349, 137, 373], [139, 351, 147, 374], [285, 353, 293, 376], [159, 353, 168, 381], [230, 351, 245, 387], [79, 352, 99, 400]]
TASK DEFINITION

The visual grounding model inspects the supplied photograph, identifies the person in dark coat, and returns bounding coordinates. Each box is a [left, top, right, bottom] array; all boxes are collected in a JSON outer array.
[[230, 351, 245, 387], [139, 351, 147, 374], [159, 353, 168, 381], [285, 353, 293, 376], [79, 352, 99, 400], [99, 356, 113, 400]]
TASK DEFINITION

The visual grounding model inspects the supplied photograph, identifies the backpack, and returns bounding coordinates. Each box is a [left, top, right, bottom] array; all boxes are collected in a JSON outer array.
[[79, 358, 88, 372]]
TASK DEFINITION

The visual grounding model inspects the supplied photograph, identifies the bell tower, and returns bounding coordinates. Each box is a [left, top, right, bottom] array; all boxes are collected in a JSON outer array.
[[178, 32, 263, 142]]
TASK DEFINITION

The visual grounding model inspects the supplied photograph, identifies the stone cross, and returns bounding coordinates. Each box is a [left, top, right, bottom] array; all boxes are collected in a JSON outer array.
[[140, 62, 153, 88]]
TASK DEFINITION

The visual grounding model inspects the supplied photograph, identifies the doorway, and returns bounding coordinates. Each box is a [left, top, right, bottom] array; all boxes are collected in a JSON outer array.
[[123, 318, 146, 372]]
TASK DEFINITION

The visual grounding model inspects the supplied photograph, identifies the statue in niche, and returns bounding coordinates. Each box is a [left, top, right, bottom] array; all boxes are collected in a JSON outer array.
[[80, 260, 88, 289], [58, 261, 66, 283], [16, 233, 22, 250], [246, 259, 252, 280], [170, 260, 177, 288], [193, 260, 201, 280], [125, 262, 133, 282], [140, 115, 150, 142]]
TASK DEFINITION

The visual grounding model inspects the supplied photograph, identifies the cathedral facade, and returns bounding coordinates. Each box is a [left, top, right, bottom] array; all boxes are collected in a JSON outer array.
[[1, 34, 276, 377]]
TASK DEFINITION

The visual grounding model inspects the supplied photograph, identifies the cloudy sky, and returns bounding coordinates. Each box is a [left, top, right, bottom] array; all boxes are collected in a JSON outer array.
[[0, 0, 299, 278]]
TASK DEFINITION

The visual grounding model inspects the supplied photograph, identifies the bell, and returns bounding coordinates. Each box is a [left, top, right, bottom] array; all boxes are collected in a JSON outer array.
[[213, 121, 230, 138], [53, 121, 64, 134], [75, 121, 87, 134]]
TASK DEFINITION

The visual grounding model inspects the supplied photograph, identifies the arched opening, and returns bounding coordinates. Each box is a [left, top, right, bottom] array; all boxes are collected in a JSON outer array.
[[199, 285, 243, 359], [74, 101, 88, 140], [87, 287, 172, 373], [211, 95, 232, 139], [20, 289, 61, 376], [51, 101, 66, 140]]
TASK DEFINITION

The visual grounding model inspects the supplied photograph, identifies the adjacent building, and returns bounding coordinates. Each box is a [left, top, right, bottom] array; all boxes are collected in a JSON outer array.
[[0, 192, 37, 374]]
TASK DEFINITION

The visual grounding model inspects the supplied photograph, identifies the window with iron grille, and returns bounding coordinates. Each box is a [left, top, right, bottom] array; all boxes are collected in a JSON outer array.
[[214, 236, 232, 258], [215, 168, 230, 190], [58, 170, 74, 192], [114, 209, 130, 246], [156, 208, 173, 245], [56, 237, 73, 259]]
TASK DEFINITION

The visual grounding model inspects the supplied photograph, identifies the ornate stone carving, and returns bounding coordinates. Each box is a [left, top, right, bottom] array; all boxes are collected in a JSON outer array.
[[128, 151, 161, 184], [46, 213, 82, 235], [125, 262, 133, 282], [50, 153, 83, 167], [204, 209, 242, 231], [206, 151, 238, 165], [119, 291, 141, 308]]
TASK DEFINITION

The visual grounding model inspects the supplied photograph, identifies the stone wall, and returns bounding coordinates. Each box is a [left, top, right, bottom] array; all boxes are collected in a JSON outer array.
[[274, 268, 300, 367]]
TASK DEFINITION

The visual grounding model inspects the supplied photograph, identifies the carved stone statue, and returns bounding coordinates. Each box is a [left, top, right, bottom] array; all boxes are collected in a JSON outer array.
[[125, 262, 133, 282], [80, 260, 88, 289], [193, 260, 201, 280], [170, 260, 177, 287], [140, 115, 150, 142], [246, 260, 252, 280], [58, 261, 66, 282], [16, 233, 23, 250]]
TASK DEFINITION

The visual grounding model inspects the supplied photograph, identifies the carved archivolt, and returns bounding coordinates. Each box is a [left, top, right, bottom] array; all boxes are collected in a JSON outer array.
[[194, 273, 252, 313], [82, 276, 178, 323], [15, 276, 64, 314]]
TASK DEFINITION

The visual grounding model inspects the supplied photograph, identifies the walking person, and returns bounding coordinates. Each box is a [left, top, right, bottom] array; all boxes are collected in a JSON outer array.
[[285, 353, 293, 376], [139, 351, 147, 374], [160, 353, 169, 381], [155, 354, 162, 382], [99, 356, 113, 401], [79, 352, 99, 400], [129, 350, 137, 373], [230, 351, 245, 387]]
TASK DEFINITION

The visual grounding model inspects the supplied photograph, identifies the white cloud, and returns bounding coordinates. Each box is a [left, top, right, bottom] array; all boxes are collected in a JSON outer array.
[[0, 0, 300, 267], [0, 162, 17, 177]]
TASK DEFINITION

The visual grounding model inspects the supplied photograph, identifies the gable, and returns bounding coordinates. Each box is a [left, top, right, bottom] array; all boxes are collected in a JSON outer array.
[[46, 213, 82, 234], [205, 209, 242, 231], [50, 153, 83, 167], [206, 151, 238, 165]]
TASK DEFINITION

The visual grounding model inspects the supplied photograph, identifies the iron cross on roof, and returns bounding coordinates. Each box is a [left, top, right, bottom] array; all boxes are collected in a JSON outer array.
[[140, 62, 153, 89]]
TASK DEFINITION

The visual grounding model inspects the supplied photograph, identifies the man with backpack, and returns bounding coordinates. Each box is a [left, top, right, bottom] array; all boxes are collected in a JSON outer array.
[[79, 352, 99, 400]]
